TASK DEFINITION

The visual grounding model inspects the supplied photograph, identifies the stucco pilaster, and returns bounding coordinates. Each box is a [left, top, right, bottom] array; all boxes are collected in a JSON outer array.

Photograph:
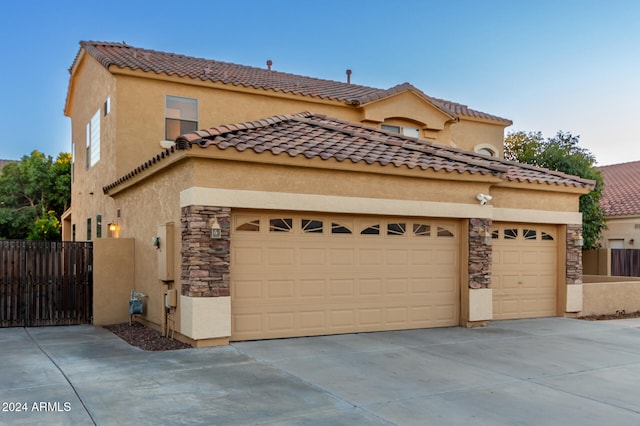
[[181, 205, 230, 297]]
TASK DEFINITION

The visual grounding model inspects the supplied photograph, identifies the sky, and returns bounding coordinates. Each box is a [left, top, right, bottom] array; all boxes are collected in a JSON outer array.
[[1, 0, 639, 166]]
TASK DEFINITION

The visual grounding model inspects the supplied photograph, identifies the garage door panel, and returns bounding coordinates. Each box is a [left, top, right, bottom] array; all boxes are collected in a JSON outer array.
[[387, 249, 409, 265], [493, 223, 557, 320], [330, 279, 355, 297], [231, 213, 460, 341], [331, 310, 355, 327], [359, 279, 383, 296], [234, 247, 263, 265], [268, 312, 295, 331], [267, 280, 295, 298], [300, 248, 325, 265], [233, 280, 263, 300], [330, 248, 355, 265], [299, 311, 326, 330], [299, 279, 326, 298], [360, 249, 382, 265]]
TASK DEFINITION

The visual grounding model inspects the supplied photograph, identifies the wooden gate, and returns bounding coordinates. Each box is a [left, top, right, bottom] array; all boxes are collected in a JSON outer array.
[[611, 249, 640, 277], [0, 241, 93, 327]]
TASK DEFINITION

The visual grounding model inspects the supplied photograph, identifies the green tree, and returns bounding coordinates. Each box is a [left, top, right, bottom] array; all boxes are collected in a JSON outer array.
[[504, 131, 605, 250], [0, 150, 71, 240]]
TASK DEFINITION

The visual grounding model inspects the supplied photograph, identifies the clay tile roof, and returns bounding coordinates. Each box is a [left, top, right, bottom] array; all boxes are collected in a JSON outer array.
[[163, 112, 591, 188], [599, 161, 640, 217], [76, 41, 511, 124]]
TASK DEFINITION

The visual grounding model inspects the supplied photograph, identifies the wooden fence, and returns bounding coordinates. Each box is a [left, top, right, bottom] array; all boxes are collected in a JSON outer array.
[[0, 241, 93, 327], [611, 249, 640, 277]]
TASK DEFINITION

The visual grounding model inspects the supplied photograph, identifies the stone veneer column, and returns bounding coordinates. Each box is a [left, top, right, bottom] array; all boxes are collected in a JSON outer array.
[[565, 224, 584, 314], [468, 218, 492, 289], [566, 224, 583, 285], [467, 218, 493, 324], [181, 206, 231, 297]]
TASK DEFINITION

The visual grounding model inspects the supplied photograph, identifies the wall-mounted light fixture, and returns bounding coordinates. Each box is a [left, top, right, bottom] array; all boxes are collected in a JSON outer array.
[[479, 228, 492, 245], [108, 223, 120, 238], [210, 216, 222, 239], [572, 231, 584, 247], [152, 236, 161, 249], [630, 239, 635, 245]]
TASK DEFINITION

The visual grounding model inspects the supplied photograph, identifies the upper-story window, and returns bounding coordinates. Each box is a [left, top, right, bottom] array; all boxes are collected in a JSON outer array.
[[381, 124, 420, 139], [474, 144, 498, 158], [86, 109, 100, 169], [165, 95, 198, 141]]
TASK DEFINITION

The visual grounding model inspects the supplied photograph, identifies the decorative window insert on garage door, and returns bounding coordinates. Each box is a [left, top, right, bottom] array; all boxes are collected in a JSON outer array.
[[491, 223, 558, 320], [230, 212, 461, 341]]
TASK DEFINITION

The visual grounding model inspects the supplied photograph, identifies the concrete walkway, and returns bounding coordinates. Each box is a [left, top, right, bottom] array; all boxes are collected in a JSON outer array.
[[1, 318, 640, 425]]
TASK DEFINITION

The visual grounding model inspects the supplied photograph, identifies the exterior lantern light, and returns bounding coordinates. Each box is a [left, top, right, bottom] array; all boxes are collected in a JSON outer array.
[[572, 231, 584, 247], [108, 223, 120, 238], [210, 216, 222, 239], [479, 228, 492, 245]]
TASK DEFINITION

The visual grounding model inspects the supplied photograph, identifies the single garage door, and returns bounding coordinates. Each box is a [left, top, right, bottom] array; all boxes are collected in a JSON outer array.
[[492, 223, 558, 319], [230, 211, 460, 341]]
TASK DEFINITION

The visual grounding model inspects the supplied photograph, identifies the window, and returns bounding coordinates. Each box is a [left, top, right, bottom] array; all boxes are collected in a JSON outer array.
[[387, 223, 406, 236], [331, 222, 352, 234], [236, 219, 260, 232], [269, 218, 293, 232], [96, 215, 102, 238], [381, 124, 420, 138], [361, 224, 380, 235], [165, 96, 198, 141], [523, 229, 537, 240], [104, 97, 111, 116], [413, 224, 431, 237], [86, 109, 100, 169], [475, 144, 498, 157], [302, 219, 323, 233], [72, 224, 76, 242], [86, 218, 92, 241], [504, 228, 518, 239], [437, 226, 454, 237]]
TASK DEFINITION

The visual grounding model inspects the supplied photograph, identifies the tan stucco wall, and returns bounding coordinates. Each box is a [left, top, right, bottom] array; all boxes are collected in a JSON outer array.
[[582, 280, 640, 315], [450, 119, 506, 158], [93, 238, 135, 325], [65, 54, 119, 241], [599, 217, 640, 248], [108, 161, 193, 332]]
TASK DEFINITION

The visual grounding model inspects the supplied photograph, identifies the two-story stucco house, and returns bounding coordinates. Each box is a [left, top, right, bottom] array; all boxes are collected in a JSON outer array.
[[63, 41, 593, 346]]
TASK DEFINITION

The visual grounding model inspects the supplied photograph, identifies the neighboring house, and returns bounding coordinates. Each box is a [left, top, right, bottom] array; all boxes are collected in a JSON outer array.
[[0, 159, 14, 173], [599, 161, 640, 248], [64, 41, 593, 346]]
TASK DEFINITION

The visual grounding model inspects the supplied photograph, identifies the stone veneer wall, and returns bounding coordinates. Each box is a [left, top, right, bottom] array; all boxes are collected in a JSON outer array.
[[181, 206, 231, 297], [469, 218, 492, 289], [566, 224, 583, 285]]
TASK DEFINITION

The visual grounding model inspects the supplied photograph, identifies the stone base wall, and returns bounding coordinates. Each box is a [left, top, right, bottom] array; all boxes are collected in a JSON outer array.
[[181, 206, 231, 297], [469, 218, 492, 289]]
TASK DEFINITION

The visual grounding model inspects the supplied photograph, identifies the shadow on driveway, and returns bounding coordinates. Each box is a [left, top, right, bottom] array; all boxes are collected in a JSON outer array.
[[2, 318, 640, 425]]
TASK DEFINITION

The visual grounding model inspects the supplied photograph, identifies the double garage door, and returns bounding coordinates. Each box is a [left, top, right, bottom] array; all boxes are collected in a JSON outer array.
[[230, 211, 460, 341], [492, 223, 558, 320]]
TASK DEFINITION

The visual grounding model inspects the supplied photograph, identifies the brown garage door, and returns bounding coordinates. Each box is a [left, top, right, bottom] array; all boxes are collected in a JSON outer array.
[[492, 223, 558, 319], [230, 211, 460, 341]]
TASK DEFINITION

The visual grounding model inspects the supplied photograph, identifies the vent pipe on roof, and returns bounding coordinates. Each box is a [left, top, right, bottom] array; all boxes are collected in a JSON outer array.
[[346, 69, 352, 84], [267, 60, 273, 71]]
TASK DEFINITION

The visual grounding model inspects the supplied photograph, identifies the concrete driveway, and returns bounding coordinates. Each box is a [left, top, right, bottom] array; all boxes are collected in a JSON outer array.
[[2, 318, 640, 425]]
